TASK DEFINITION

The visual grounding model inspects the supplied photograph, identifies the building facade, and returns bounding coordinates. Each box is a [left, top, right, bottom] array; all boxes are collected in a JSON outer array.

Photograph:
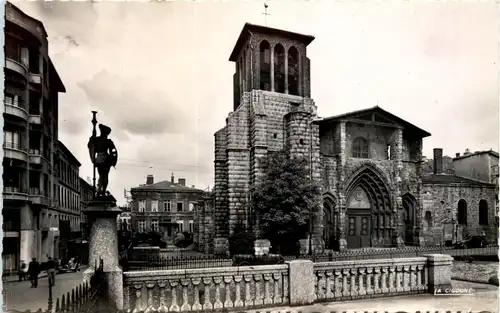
[[130, 174, 205, 239], [56, 140, 82, 260], [79, 177, 93, 241], [199, 23, 498, 253], [3, 1, 66, 271]]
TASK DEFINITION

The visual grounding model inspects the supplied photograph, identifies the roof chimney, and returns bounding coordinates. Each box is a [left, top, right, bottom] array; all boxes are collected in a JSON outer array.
[[178, 178, 186, 187], [433, 148, 443, 174], [171, 173, 174, 183], [146, 175, 154, 185], [455, 153, 460, 158], [192, 185, 195, 188], [464, 148, 471, 156]]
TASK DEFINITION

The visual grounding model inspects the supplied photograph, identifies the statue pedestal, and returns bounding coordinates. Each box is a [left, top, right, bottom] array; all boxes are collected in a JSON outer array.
[[83, 199, 123, 310]]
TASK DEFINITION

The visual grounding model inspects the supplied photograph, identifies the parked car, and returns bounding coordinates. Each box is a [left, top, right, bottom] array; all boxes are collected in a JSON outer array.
[[453, 235, 487, 249]]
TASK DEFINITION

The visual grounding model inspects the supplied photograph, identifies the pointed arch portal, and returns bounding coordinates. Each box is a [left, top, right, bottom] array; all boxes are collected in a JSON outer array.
[[345, 167, 393, 248], [323, 194, 337, 250], [402, 193, 417, 245]]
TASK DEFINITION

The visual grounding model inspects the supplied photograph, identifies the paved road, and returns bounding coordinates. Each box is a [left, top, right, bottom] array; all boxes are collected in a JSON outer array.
[[3, 270, 85, 312]]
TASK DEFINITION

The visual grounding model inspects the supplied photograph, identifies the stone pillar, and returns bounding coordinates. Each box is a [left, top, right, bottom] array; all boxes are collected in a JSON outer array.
[[393, 128, 404, 247], [270, 44, 275, 92], [423, 254, 453, 293], [284, 50, 289, 94], [20, 205, 35, 263], [286, 260, 315, 306], [83, 200, 123, 310]]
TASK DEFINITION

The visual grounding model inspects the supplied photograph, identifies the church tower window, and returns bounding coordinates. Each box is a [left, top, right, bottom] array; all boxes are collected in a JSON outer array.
[[352, 137, 369, 158], [274, 43, 285, 93], [259, 40, 271, 91], [288, 46, 299, 96]]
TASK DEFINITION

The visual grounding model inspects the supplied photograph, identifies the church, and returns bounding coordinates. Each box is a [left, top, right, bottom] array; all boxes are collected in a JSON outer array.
[[194, 23, 497, 253]]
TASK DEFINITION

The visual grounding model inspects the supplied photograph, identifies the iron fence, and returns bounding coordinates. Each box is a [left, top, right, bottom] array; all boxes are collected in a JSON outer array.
[[124, 255, 233, 271]]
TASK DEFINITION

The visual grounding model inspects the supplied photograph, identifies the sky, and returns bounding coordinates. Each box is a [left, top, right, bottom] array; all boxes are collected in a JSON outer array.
[[13, 0, 499, 206]]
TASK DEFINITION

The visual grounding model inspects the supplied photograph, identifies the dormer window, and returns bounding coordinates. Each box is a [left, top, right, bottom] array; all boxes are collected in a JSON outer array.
[[352, 137, 369, 158]]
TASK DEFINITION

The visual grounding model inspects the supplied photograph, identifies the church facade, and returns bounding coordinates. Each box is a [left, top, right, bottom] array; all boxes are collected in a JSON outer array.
[[194, 23, 497, 253]]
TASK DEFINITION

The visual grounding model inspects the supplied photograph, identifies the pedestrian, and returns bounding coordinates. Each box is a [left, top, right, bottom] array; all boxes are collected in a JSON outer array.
[[27, 258, 40, 288], [46, 257, 57, 287], [18, 261, 27, 281]]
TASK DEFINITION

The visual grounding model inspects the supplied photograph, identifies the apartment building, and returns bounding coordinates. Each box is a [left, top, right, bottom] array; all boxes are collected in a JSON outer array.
[[3, 2, 66, 272], [79, 177, 93, 240], [130, 174, 205, 239], [56, 140, 82, 260]]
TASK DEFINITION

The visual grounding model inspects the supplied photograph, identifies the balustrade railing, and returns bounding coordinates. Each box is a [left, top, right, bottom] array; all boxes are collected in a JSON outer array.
[[123, 264, 289, 312], [313, 257, 428, 302]]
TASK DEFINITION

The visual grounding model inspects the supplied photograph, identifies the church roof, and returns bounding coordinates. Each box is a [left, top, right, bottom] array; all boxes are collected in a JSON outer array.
[[316, 106, 431, 139], [229, 23, 315, 62], [422, 174, 496, 187], [131, 181, 205, 193]]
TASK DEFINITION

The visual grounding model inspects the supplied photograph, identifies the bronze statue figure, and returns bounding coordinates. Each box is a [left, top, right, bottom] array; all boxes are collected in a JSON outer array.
[[87, 123, 118, 198]]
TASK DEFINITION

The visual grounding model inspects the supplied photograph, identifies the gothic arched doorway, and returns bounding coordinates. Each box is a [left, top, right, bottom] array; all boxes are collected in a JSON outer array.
[[345, 166, 392, 248], [402, 193, 417, 245], [323, 195, 337, 250]]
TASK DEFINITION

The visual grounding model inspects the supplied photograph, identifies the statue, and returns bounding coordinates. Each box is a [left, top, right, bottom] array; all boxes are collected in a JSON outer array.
[[87, 111, 118, 198]]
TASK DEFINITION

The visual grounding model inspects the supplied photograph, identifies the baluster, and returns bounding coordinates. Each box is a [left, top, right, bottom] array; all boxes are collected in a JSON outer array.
[[373, 268, 381, 294], [223, 276, 234, 308], [272, 273, 282, 304], [365, 267, 373, 295], [212, 276, 223, 309], [168, 280, 180, 312], [144, 282, 156, 313], [358, 268, 366, 296], [334, 269, 342, 298], [395, 266, 403, 292], [282, 273, 289, 304], [325, 271, 333, 299], [180, 278, 191, 311], [55, 298, 60, 313], [61, 294, 66, 313], [66, 292, 71, 313], [316, 271, 325, 300], [253, 273, 263, 306], [157, 281, 168, 313], [132, 283, 143, 313], [350, 268, 358, 297], [380, 267, 389, 293], [423, 265, 429, 287], [243, 275, 252, 306], [403, 265, 410, 292], [191, 278, 202, 311], [409, 265, 417, 292], [388, 266, 396, 293], [416, 265, 424, 291], [71, 289, 75, 312], [342, 268, 349, 297], [234, 275, 244, 307], [202, 277, 213, 311], [263, 273, 273, 305]]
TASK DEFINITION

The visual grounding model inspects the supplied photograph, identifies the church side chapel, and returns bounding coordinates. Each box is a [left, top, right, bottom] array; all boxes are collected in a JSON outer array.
[[197, 22, 497, 254]]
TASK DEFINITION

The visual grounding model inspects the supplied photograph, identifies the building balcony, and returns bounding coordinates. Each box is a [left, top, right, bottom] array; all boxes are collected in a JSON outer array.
[[3, 222, 20, 237], [29, 187, 51, 206], [28, 73, 42, 85], [28, 112, 43, 124], [3, 186, 29, 201], [29, 148, 42, 164], [4, 101, 28, 120], [5, 57, 28, 77], [3, 142, 28, 162]]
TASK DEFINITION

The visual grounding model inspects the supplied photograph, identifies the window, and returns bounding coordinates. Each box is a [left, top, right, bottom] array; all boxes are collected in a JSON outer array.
[[259, 40, 271, 91], [151, 200, 159, 212], [425, 211, 432, 227], [352, 137, 369, 158], [177, 220, 184, 232], [151, 220, 159, 232], [273, 43, 285, 93], [177, 202, 183, 212], [5, 94, 19, 107], [189, 202, 194, 212], [287, 46, 299, 96], [137, 220, 146, 233], [189, 220, 194, 233], [4, 131, 20, 149], [457, 199, 467, 225], [387, 145, 391, 160], [138, 200, 146, 212], [163, 201, 171, 212], [479, 200, 488, 225]]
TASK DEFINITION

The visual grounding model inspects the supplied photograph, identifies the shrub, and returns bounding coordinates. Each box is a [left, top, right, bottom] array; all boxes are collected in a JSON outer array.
[[173, 232, 193, 248], [229, 223, 256, 256], [488, 275, 499, 286]]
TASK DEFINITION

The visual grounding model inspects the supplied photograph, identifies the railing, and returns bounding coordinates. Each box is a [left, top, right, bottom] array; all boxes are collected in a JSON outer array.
[[125, 255, 233, 271], [3, 141, 26, 151], [5, 99, 27, 111], [313, 257, 428, 302], [123, 264, 289, 312], [3, 186, 27, 194], [29, 148, 41, 155]]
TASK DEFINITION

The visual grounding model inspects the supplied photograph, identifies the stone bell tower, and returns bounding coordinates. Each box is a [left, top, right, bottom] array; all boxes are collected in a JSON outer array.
[[212, 23, 323, 255]]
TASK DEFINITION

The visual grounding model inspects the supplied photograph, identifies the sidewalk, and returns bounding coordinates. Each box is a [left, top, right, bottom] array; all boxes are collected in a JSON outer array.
[[2, 266, 88, 283]]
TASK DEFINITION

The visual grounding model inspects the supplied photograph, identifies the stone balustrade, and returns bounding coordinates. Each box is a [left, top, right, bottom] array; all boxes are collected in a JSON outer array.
[[313, 257, 428, 302], [123, 264, 289, 312]]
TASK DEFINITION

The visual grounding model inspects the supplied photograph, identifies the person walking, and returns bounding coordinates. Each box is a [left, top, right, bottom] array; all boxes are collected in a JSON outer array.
[[27, 258, 40, 288], [46, 257, 57, 287], [18, 261, 27, 281]]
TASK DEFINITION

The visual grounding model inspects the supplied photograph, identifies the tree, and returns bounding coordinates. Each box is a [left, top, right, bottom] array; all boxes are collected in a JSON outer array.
[[251, 150, 321, 254]]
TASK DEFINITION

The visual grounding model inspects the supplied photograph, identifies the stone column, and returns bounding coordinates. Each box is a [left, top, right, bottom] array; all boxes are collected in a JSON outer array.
[[270, 44, 275, 92], [83, 200, 123, 310], [393, 128, 405, 248], [338, 122, 347, 251], [423, 254, 453, 293], [284, 50, 289, 94], [20, 204, 35, 263], [286, 260, 315, 306]]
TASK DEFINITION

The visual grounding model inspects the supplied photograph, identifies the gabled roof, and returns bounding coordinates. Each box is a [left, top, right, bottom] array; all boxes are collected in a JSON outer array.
[[316, 106, 431, 138], [229, 23, 315, 62], [422, 174, 496, 187], [453, 149, 499, 161], [131, 180, 204, 192]]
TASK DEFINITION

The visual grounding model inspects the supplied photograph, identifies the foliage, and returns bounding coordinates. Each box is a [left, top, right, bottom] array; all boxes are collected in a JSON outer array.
[[174, 231, 193, 248], [229, 222, 256, 256], [131, 231, 167, 248], [251, 150, 321, 254]]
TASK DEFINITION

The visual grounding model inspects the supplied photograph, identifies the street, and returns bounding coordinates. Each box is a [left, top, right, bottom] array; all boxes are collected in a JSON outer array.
[[3, 270, 85, 312]]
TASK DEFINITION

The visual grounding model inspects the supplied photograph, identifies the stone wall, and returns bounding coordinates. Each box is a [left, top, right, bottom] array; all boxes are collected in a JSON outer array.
[[421, 183, 497, 244]]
